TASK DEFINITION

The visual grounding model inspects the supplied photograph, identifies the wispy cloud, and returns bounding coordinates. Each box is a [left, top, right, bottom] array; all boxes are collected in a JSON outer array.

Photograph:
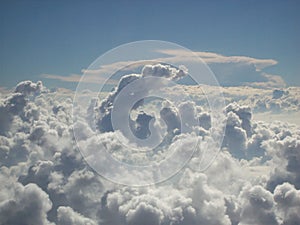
[[156, 49, 278, 71], [245, 73, 286, 88], [154, 49, 280, 86], [41, 73, 118, 85]]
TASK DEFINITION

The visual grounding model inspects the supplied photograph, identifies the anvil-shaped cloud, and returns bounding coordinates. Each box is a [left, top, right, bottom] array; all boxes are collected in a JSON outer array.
[[41, 49, 284, 88]]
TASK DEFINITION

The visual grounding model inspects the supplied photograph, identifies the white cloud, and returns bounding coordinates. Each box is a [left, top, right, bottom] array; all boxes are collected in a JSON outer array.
[[0, 80, 299, 225], [15, 80, 45, 96], [41, 73, 118, 85], [41, 49, 282, 87], [245, 73, 286, 89], [156, 49, 278, 71], [274, 182, 300, 224], [264, 132, 300, 191], [0, 174, 54, 225], [239, 185, 279, 225], [142, 63, 188, 81], [155, 49, 280, 87], [57, 206, 97, 225]]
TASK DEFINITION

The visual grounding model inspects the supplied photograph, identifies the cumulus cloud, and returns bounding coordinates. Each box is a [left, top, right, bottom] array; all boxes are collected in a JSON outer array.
[[223, 110, 248, 158], [15, 80, 45, 96], [264, 132, 300, 191], [239, 185, 278, 225], [102, 170, 231, 225], [221, 103, 254, 159], [95, 63, 188, 138], [57, 206, 97, 225], [0, 173, 53, 225], [0, 80, 300, 225], [0, 93, 26, 135], [142, 64, 188, 81], [170, 84, 300, 125], [274, 182, 300, 224]]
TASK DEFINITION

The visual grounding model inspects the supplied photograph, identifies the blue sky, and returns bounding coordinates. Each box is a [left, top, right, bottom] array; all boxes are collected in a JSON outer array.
[[0, 0, 299, 88]]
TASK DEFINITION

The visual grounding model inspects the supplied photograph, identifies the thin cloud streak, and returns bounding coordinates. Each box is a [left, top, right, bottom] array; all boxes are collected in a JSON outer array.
[[156, 49, 278, 71], [41, 73, 119, 85]]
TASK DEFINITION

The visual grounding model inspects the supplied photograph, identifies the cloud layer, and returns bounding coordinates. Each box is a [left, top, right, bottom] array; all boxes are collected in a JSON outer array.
[[42, 49, 284, 88], [0, 79, 299, 225]]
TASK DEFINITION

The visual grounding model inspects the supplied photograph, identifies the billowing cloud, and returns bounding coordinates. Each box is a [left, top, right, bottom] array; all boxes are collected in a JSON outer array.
[[265, 132, 300, 191], [142, 64, 188, 81], [95, 63, 188, 137], [15, 80, 45, 96], [57, 206, 97, 225], [0, 80, 299, 225], [239, 185, 278, 225], [274, 182, 300, 224], [0, 173, 53, 225]]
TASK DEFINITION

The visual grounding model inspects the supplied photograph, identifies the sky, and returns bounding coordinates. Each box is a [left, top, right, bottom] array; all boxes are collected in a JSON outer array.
[[0, 0, 299, 89], [1, 2, 300, 224]]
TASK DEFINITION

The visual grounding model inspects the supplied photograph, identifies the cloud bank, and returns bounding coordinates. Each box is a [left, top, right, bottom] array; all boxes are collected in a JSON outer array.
[[0, 79, 299, 225]]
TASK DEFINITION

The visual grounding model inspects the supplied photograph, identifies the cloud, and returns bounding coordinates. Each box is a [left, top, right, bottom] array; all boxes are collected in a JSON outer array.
[[155, 49, 280, 87], [170, 84, 300, 123], [57, 206, 97, 225], [221, 103, 254, 159], [62, 169, 104, 217], [0, 174, 53, 225], [142, 64, 188, 81], [223, 110, 248, 158], [95, 63, 188, 137], [41, 49, 282, 87], [264, 132, 300, 191], [245, 73, 286, 89], [274, 182, 300, 224], [226, 103, 252, 137], [157, 49, 277, 71], [41, 73, 118, 85], [239, 185, 279, 225], [0, 80, 300, 225], [103, 170, 231, 225], [15, 80, 45, 95]]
